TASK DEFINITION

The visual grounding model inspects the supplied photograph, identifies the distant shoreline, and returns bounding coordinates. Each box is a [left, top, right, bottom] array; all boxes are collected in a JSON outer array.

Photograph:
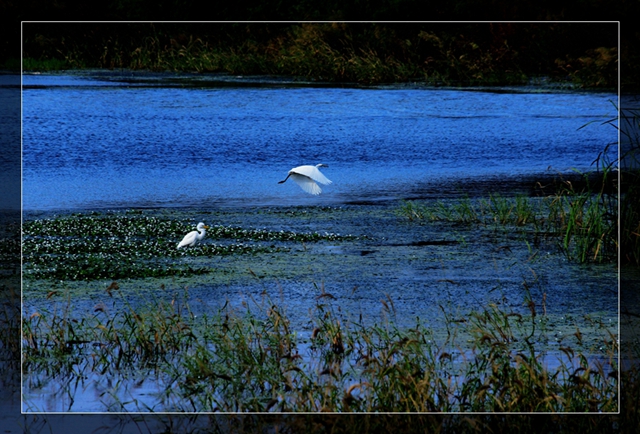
[[19, 23, 619, 89]]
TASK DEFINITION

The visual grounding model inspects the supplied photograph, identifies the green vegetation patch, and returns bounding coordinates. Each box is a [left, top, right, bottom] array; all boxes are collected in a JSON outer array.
[[396, 168, 618, 264], [22, 211, 358, 281]]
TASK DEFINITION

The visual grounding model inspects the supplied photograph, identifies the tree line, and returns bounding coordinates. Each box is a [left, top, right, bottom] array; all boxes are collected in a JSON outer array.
[[19, 22, 619, 87]]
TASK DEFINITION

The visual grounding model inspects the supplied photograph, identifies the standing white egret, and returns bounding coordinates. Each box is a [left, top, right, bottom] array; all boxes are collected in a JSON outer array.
[[177, 222, 210, 249], [278, 164, 332, 195]]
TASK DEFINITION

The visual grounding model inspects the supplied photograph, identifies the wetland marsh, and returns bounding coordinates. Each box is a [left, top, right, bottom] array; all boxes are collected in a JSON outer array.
[[20, 72, 619, 412], [21, 197, 618, 412]]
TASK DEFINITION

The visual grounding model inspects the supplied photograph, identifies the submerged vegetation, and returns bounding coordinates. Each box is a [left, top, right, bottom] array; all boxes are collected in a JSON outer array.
[[22, 288, 618, 413]]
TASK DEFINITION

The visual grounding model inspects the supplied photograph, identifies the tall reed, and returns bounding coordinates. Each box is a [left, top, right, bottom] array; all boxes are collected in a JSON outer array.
[[22, 286, 618, 413], [397, 170, 617, 264]]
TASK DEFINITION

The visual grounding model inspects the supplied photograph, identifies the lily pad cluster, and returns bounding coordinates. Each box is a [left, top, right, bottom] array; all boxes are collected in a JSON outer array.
[[22, 212, 357, 281]]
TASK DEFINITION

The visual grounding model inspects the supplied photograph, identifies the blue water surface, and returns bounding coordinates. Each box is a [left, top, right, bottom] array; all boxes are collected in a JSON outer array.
[[22, 72, 618, 211]]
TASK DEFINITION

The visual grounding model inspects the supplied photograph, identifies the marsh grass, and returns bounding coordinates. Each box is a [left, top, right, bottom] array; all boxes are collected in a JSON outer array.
[[22, 287, 618, 413], [397, 196, 481, 224], [551, 170, 617, 263], [397, 170, 617, 264]]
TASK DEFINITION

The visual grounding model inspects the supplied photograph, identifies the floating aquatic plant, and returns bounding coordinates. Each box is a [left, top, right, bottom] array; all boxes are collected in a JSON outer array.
[[22, 212, 359, 281]]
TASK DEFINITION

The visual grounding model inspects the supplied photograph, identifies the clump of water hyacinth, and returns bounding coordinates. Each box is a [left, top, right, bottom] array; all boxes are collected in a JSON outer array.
[[22, 211, 358, 281]]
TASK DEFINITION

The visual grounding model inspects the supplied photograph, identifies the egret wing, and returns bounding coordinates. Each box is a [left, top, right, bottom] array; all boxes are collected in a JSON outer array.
[[310, 168, 332, 185], [290, 173, 322, 195], [177, 230, 197, 248], [293, 165, 332, 185]]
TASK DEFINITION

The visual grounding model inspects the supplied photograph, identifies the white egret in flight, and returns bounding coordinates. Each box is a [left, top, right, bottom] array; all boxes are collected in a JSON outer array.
[[177, 222, 210, 249], [278, 164, 332, 195]]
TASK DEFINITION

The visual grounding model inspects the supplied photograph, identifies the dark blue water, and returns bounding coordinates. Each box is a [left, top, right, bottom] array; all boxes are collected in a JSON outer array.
[[22, 72, 618, 211]]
